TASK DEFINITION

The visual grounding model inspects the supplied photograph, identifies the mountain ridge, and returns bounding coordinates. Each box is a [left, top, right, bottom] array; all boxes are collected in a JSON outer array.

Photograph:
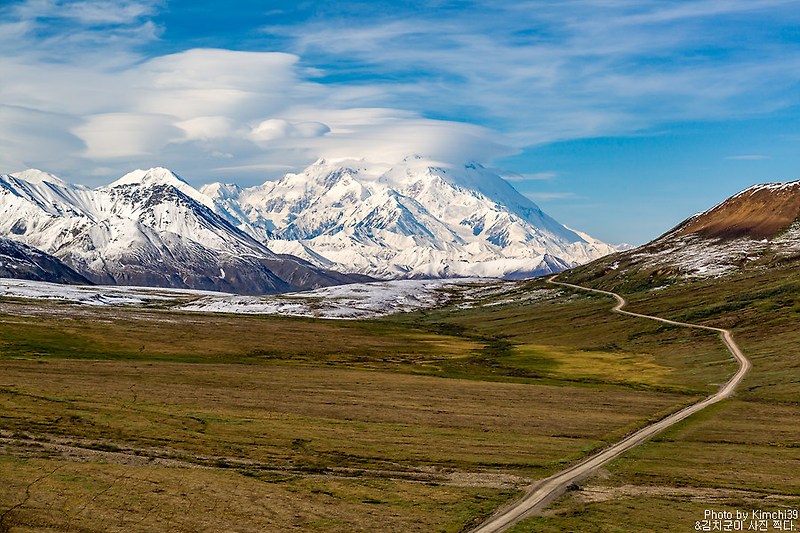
[[562, 179, 800, 291], [0, 169, 364, 294], [0, 237, 90, 284], [1, 157, 619, 291], [672, 181, 800, 240]]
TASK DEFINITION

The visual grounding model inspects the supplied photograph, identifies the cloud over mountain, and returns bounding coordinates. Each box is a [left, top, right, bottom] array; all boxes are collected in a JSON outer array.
[[0, 3, 510, 184], [2, 0, 800, 249], [4, 0, 800, 189]]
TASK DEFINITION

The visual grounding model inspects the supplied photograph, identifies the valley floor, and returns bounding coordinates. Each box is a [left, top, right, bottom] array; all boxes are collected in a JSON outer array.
[[0, 269, 797, 531]]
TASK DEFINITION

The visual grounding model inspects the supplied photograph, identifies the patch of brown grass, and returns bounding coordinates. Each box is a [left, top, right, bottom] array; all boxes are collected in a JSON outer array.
[[0, 456, 517, 532], [0, 360, 689, 478]]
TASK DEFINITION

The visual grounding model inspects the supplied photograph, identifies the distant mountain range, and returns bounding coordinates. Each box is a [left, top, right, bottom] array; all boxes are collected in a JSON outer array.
[[0, 158, 619, 293], [566, 180, 800, 290], [0, 168, 362, 294]]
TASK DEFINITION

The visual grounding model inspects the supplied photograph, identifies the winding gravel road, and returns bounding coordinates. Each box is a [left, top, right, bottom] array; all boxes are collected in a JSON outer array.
[[469, 276, 751, 533]]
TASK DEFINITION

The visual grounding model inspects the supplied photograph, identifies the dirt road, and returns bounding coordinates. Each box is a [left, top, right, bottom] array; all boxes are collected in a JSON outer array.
[[469, 276, 751, 533]]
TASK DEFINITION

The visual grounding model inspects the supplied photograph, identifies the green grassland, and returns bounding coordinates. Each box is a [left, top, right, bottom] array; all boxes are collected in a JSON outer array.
[[0, 454, 515, 532], [0, 293, 694, 532], [1, 262, 797, 531], [504, 263, 800, 531]]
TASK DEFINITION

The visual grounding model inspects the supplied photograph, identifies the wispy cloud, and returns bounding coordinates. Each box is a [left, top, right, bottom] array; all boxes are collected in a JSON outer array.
[[501, 171, 557, 182], [0, 1, 513, 183], [2, 0, 800, 185], [270, 0, 800, 145], [725, 155, 771, 160], [523, 192, 578, 201], [0, 0, 161, 61], [9, 0, 160, 24], [0, 45, 509, 183]]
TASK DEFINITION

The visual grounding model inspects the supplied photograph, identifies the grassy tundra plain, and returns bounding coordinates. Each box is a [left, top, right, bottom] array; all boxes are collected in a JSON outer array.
[[0, 267, 797, 531], [508, 264, 800, 532]]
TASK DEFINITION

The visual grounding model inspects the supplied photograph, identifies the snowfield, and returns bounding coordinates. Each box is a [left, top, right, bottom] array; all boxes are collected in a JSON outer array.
[[0, 276, 561, 319], [0, 278, 223, 306], [180, 278, 488, 319], [180, 277, 564, 318]]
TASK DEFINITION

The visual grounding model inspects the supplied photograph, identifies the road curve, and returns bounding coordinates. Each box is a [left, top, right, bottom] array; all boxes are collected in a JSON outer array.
[[469, 276, 751, 533]]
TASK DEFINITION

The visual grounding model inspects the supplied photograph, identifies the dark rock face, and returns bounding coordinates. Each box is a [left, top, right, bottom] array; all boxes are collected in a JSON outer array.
[[69, 251, 370, 296], [0, 238, 90, 284], [264, 255, 376, 290], [54, 220, 373, 295]]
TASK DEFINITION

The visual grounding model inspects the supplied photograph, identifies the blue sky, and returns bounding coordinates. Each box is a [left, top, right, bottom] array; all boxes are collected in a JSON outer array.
[[1, 0, 799, 244]]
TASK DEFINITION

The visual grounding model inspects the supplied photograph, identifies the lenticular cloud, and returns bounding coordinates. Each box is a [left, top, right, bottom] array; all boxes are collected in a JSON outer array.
[[1, 47, 509, 184]]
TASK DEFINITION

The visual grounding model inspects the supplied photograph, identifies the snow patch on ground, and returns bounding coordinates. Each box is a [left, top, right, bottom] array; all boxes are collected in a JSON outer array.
[[0, 278, 224, 306], [1, 276, 566, 319], [181, 277, 564, 319], [180, 278, 489, 319], [628, 222, 800, 279]]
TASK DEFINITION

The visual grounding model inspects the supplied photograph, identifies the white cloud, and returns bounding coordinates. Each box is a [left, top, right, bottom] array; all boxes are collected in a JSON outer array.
[[0, 104, 86, 171], [57, 1, 158, 25], [10, 0, 159, 25], [74, 113, 181, 158], [2, 0, 800, 186], [176, 116, 238, 141], [134, 49, 306, 120], [251, 119, 330, 143], [524, 192, 579, 201], [502, 171, 557, 182], [1, 0, 160, 62], [275, 0, 800, 146], [0, 38, 509, 184]]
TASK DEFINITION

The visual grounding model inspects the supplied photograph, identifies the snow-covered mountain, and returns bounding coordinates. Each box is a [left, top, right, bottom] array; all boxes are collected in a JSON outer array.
[[0, 159, 616, 291], [202, 157, 617, 278], [0, 168, 361, 294], [637, 180, 800, 277], [0, 237, 89, 284]]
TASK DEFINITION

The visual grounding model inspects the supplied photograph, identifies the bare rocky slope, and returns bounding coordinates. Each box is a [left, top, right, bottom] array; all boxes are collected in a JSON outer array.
[[564, 180, 800, 291]]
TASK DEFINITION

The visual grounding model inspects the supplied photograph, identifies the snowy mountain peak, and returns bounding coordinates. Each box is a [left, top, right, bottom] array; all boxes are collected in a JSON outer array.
[[0, 167, 362, 294], [200, 182, 242, 200], [738, 180, 800, 194], [108, 167, 214, 209], [201, 157, 617, 278], [670, 179, 800, 241], [0, 158, 618, 287], [575, 179, 800, 284], [110, 167, 188, 188], [10, 169, 68, 186]]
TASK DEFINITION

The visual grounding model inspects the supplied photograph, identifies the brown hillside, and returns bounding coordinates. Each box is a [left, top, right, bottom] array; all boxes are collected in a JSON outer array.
[[676, 181, 800, 240]]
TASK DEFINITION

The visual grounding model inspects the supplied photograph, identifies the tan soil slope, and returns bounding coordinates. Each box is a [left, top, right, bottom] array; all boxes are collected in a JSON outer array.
[[676, 181, 800, 239]]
